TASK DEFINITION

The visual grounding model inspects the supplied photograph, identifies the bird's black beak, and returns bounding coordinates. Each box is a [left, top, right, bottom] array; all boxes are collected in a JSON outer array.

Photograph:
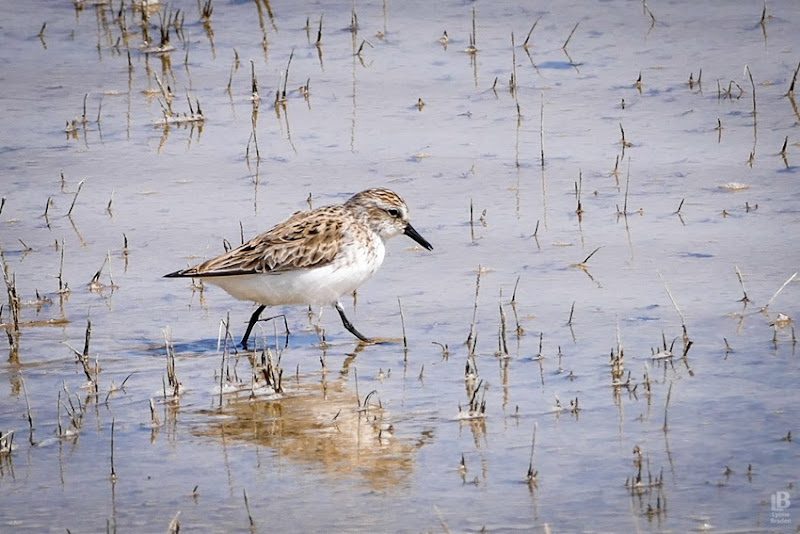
[[404, 223, 433, 251]]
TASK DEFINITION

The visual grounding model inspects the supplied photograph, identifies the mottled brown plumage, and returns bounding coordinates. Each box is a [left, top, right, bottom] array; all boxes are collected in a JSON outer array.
[[179, 206, 348, 276], [165, 188, 432, 348]]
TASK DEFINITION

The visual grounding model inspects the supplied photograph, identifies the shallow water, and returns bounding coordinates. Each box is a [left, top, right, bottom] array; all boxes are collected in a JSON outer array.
[[1, 0, 799, 532]]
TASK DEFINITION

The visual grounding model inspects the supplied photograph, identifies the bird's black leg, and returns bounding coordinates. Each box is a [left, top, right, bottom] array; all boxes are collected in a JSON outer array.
[[334, 301, 373, 343], [241, 304, 267, 350]]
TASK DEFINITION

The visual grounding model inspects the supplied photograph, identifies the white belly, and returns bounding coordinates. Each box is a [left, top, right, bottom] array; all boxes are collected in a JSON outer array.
[[205, 239, 385, 307]]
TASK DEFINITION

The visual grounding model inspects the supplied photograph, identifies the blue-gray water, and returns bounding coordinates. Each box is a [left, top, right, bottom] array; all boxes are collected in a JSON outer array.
[[1, 1, 798, 531]]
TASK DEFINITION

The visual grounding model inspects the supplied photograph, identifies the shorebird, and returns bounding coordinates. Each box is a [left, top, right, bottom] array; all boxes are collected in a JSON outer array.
[[165, 188, 433, 349]]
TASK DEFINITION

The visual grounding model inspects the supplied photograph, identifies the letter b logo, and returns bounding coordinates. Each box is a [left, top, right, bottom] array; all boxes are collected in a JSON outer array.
[[772, 491, 791, 511]]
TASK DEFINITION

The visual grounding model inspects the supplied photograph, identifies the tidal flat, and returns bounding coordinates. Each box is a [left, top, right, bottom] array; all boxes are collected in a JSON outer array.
[[1, 1, 799, 532]]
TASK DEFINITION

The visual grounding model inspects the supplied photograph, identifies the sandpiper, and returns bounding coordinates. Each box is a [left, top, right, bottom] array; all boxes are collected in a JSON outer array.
[[165, 188, 433, 349]]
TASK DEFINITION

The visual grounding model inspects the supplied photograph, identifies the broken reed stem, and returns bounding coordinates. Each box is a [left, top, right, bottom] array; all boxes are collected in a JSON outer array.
[[281, 49, 294, 100], [163, 327, 179, 399], [20, 372, 34, 443], [43, 196, 52, 223], [315, 14, 323, 46], [110, 418, 117, 482], [398, 297, 408, 355], [218, 314, 233, 407], [1, 256, 21, 334], [82, 318, 91, 360], [526, 422, 538, 483], [67, 180, 85, 217], [656, 270, 686, 327], [510, 276, 523, 336], [786, 61, 799, 97], [581, 246, 602, 265], [567, 301, 576, 326], [57, 239, 69, 294], [643, 2, 656, 23], [80, 318, 98, 392], [498, 294, 508, 356], [250, 60, 259, 101], [663, 381, 673, 432], [466, 267, 482, 354], [469, 6, 477, 51], [522, 17, 541, 48], [763, 272, 797, 310], [575, 170, 583, 215], [469, 198, 475, 242], [745, 64, 756, 115], [168, 512, 181, 534], [90, 255, 108, 288], [562, 22, 579, 49], [734, 265, 749, 302]]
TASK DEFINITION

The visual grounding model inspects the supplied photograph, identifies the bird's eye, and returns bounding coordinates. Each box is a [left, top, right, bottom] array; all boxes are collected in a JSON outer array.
[[386, 208, 401, 218]]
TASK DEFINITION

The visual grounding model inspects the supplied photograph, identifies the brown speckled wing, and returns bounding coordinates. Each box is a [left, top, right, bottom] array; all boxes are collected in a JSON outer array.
[[174, 206, 346, 277]]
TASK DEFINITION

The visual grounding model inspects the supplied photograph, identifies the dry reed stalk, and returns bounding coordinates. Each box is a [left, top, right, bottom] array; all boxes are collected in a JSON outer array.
[[522, 17, 541, 50], [163, 327, 179, 399], [497, 294, 508, 356], [315, 14, 323, 47], [63, 319, 97, 393], [463, 7, 478, 54], [1, 255, 21, 341], [762, 272, 797, 311], [745, 65, 757, 116], [674, 199, 685, 226], [786, 61, 799, 97], [734, 265, 749, 302], [167, 511, 180, 533], [510, 276, 523, 336], [655, 270, 688, 344], [567, 301, 576, 326], [562, 22, 579, 49], [469, 199, 476, 242], [526, 422, 538, 485], [67, 180, 85, 218], [397, 297, 408, 356], [466, 267, 482, 355], [19, 373, 34, 444], [110, 418, 117, 482]]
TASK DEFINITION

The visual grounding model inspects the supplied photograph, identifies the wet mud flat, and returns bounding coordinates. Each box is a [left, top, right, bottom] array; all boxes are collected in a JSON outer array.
[[1, 0, 799, 532]]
